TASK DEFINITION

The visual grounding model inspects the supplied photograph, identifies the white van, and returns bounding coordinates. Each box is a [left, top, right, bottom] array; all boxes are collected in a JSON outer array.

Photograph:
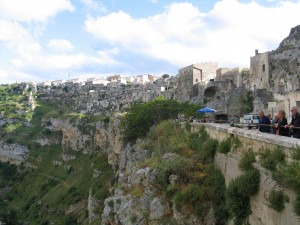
[[243, 114, 259, 124]]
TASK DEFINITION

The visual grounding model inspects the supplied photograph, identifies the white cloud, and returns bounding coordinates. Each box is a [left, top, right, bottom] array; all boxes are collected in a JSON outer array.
[[0, 20, 42, 60], [47, 39, 74, 52], [80, 0, 107, 12], [0, 0, 74, 22], [0, 19, 121, 83], [0, 68, 41, 84], [0, 0, 117, 83], [85, 0, 300, 67], [8, 46, 121, 74]]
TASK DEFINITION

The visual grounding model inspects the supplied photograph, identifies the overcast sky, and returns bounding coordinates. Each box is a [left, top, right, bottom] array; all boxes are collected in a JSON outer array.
[[0, 0, 299, 84]]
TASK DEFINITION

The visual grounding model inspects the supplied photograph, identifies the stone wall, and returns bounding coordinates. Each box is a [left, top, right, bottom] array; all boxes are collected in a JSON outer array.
[[191, 123, 300, 225]]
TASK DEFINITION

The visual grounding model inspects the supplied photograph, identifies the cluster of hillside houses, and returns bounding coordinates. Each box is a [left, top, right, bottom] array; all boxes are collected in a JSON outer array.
[[37, 74, 160, 87]]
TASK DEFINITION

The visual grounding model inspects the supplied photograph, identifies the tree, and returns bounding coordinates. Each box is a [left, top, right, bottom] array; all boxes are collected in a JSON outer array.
[[162, 74, 170, 79], [242, 91, 254, 113], [122, 97, 203, 143]]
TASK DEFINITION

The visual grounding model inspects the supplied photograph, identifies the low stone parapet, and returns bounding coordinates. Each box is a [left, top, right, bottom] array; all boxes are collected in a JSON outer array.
[[192, 123, 300, 159]]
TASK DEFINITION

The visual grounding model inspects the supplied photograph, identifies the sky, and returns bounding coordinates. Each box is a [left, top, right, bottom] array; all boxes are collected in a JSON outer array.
[[0, 0, 300, 84]]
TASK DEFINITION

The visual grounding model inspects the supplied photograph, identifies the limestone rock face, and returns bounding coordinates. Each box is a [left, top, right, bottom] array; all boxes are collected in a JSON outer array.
[[0, 140, 29, 163], [50, 119, 84, 151], [278, 25, 300, 49], [88, 190, 99, 224], [149, 197, 171, 220], [102, 141, 213, 225], [49, 118, 103, 153], [106, 114, 123, 169], [268, 24, 300, 97], [172, 204, 204, 225]]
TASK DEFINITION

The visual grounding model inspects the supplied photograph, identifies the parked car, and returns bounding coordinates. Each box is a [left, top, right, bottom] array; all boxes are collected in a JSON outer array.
[[243, 114, 259, 123], [243, 114, 259, 128]]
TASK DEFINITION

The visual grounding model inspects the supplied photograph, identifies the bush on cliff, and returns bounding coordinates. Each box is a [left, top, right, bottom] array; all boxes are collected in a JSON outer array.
[[144, 122, 228, 223], [226, 168, 260, 225], [122, 97, 202, 143]]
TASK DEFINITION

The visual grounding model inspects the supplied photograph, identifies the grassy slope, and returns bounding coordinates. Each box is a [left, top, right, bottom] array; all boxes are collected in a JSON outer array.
[[0, 85, 113, 224], [1, 85, 228, 224]]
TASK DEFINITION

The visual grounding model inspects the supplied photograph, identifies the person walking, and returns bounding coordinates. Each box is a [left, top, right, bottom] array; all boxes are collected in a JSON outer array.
[[274, 110, 288, 136], [285, 106, 300, 138]]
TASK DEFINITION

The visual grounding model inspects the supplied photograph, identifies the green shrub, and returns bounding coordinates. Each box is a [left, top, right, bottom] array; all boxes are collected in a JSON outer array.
[[155, 156, 193, 189], [291, 147, 300, 160], [201, 139, 218, 162], [185, 121, 191, 131], [204, 166, 228, 224], [165, 184, 178, 198], [188, 128, 217, 162], [0, 209, 20, 225], [226, 169, 260, 224], [272, 162, 300, 191], [108, 200, 114, 208], [198, 126, 209, 142], [242, 90, 254, 113], [226, 179, 251, 223], [267, 190, 286, 212], [294, 192, 300, 216], [130, 215, 137, 224], [63, 215, 77, 225], [174, 184, 205, 214], [217, 138, 231, 154], [239, 150, 256, 171], [231, 136, 242, 151], [259, 148, 285, 171], [141, 209, 150, 218], [188, 132, 201, 151], [122, 97, 203, 143], [147, 120, 189, 156]]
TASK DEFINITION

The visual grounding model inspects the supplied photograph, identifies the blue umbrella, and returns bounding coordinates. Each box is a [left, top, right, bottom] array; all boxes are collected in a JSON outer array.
[[196, 107, 217, 113]]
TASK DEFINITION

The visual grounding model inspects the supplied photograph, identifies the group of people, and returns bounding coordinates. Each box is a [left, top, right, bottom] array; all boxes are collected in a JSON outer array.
[[258, 106, 300, 139]]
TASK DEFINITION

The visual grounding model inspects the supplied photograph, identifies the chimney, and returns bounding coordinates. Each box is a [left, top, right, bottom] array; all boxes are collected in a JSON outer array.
[[255, 49, 258, 55]]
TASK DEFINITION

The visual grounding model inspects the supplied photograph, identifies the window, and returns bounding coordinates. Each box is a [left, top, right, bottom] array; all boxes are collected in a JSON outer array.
[[196, 79, 198, 82], [262, 64, 265, 71], [298, 63, 300, 66]]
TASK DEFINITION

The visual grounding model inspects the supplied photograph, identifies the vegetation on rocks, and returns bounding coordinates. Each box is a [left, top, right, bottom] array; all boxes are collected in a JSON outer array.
[[0, 84, 113, 224], [267, 190, 289, 212], [2, 83, 298, 224], [226, 170, 260, 224], [121, 96, 203, 143], [141, 121, 228, 224], [241, 90, 254, 114]]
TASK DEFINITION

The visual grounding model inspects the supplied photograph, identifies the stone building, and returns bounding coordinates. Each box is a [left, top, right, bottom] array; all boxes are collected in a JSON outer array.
[[246, 50, 270, 91], [216, 67, 249, 88], [176, 62, 218, 101], [134, 74, 159, 85], [246, 24, 300, 119]]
